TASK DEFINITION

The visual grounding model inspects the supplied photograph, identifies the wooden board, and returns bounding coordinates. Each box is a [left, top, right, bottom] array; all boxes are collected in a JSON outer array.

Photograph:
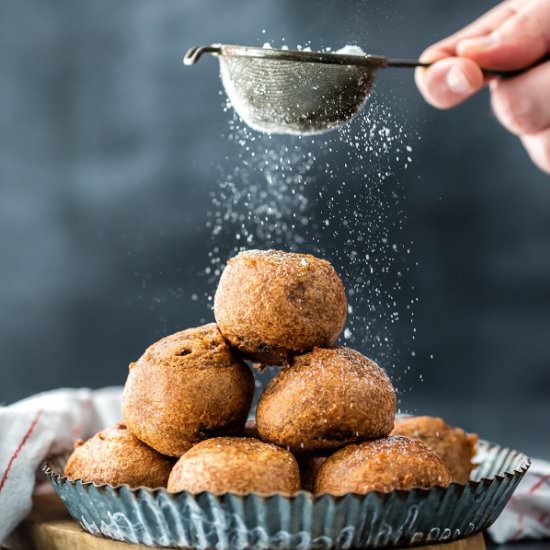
[[4, 493, 487, 550]]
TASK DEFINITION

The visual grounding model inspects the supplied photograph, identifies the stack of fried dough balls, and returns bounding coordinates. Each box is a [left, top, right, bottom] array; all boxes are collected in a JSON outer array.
[[64, 249, 476, 496]]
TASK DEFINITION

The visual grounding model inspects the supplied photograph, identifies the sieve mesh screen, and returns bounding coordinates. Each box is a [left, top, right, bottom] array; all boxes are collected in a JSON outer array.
[[219, 55, 376, 135]]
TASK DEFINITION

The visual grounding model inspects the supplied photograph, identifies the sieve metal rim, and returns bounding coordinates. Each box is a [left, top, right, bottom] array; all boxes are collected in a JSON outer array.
[[184, 44, 389, 69]]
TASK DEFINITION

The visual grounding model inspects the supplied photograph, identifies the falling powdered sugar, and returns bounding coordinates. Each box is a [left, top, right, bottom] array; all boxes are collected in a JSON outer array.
[[201, 40, 422, 399], [203, 103, 419, 394]]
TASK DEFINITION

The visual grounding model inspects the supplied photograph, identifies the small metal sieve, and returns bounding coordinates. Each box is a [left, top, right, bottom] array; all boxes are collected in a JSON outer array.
[[184, 44, 516, 135]]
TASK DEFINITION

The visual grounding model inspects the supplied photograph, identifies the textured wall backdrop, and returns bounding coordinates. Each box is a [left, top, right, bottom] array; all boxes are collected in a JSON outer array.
[[0, 0, 549, 457]]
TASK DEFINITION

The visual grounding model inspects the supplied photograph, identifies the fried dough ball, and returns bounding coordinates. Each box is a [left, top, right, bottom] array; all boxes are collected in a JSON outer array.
[[314, 436, 452, 495], [64, 423, 173, 488], [122, 324, 254, 457], [392, 416, 478, 484], [214, 250, 347, 365], [256, 347, 396, 452], [167, 437, 301, 495]]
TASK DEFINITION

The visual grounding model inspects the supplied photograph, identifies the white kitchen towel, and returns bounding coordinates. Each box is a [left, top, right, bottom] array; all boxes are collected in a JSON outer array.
[[0, 387, 549, 544], [0, 387, 122, 543], [488, 457, 550, 542]]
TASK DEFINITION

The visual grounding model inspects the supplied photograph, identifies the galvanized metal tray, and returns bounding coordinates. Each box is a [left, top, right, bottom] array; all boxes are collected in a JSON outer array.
[[42, 439, 530, 549]]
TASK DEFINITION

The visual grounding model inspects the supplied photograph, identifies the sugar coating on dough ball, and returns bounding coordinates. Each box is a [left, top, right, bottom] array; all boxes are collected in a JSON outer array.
[[64, 423, 173, 488], [314, 436, 452, 495], [392, 415, 478, 484], [122, 323, 255, 457], [256, 346, 396, 452], [214, 250, 347, 365], [167, 437, 301, 495]]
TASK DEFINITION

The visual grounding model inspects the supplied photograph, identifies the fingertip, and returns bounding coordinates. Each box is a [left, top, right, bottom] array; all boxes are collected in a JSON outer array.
[[415, 57, 484, 109]]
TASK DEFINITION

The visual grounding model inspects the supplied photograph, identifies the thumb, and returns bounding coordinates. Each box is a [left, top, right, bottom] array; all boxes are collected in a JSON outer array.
[[456, 0, 550, 70]]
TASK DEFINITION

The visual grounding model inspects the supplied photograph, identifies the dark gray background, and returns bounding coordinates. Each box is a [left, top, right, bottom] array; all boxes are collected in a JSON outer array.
[[1, 0, 549, 465]]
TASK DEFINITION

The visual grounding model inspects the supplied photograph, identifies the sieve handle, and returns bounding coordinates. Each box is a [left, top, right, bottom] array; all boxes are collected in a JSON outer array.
[[386, 58, 543, 78], [184, 45, 222, 66]]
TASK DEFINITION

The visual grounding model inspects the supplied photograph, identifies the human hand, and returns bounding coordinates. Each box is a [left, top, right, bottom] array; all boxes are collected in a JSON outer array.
[[415, 0, 550, 173]]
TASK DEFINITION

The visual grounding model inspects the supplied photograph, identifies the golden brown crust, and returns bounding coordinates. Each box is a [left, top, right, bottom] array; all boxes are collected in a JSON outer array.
[[391, 416, 478, 484], [122, 324, 255, 457], [256, 347, 396, 452], [167, 437, 301, 495], [314, 436, 452, 495], [214, 250, 347, 365], [63, 423, 173, 488]]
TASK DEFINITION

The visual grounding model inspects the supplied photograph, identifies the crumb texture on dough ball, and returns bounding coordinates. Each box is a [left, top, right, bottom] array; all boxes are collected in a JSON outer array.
[[214, 250, 347, 365], [256, 347, 396, 452], [167, 437, 301, 495], [314, 436, 452, 495], [63, 423, 173, 488], [392, 415, 478, 484], [122, 323, 255, 457]]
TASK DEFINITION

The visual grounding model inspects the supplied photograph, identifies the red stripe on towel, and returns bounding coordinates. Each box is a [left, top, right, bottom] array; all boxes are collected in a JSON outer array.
[[510, 474, 550, 539], [0, 409, 43, 493], [528, 474, 550, 494]]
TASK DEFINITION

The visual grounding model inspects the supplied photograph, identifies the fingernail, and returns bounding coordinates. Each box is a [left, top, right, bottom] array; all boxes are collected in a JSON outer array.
[[446, 65, 474, 95], [459, 34, 499, 52]]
